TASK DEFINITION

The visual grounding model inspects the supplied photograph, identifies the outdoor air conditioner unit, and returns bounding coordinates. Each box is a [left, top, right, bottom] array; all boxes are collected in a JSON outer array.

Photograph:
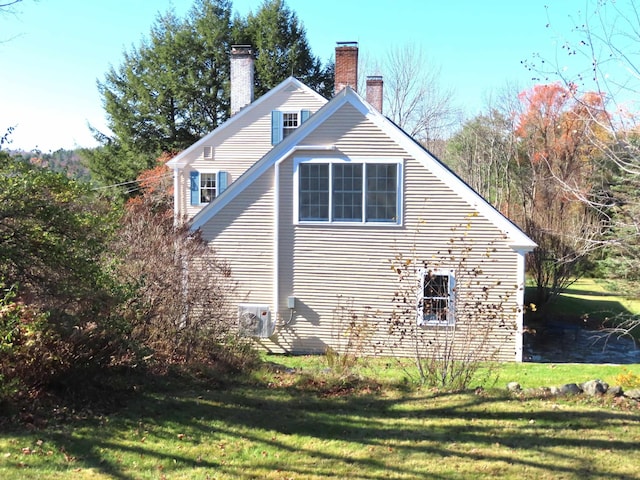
[[238, 304, 275, 338]]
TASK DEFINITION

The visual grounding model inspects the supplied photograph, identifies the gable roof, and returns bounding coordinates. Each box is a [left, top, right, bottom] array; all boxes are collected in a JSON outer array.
[[166, 76, 328, 169], [189, 86, 536, 251]]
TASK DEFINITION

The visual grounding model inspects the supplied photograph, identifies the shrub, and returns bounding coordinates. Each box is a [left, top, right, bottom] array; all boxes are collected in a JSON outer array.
[[384, 225, 514, 391], [615, 367, 640, 389]]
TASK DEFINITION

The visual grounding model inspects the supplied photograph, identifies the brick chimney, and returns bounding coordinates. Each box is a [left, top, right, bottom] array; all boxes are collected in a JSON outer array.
[[230, 45, 254, 116], [366, 76, 383, 113], [334, 41, 358, 95]]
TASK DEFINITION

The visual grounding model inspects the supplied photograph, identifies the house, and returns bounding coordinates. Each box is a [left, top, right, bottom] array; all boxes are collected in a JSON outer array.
[[167, 43, 536, 362]]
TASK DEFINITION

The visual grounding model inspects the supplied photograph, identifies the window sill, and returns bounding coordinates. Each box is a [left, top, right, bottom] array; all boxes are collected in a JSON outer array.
[[296, 220, 402, 227]]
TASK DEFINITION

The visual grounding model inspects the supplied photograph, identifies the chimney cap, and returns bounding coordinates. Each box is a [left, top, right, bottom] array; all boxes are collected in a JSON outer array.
[[336, 41, 358, 48], [231, 45, 253, 54]]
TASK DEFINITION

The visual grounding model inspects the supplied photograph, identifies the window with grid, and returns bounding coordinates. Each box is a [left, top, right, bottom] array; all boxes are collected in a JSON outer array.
[[297, 160, 400, 224], [418, 270, 455, 326], [333, 163, 363, 221], [299, 163, 329, 221], [282, 112, 299, 139], [366, 163, 397, 222], [200, 173, 216, 204]]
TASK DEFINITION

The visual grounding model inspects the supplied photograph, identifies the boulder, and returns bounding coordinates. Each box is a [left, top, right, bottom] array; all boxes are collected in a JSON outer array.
[[624, 388, 640, 400], [607, 385, 624, 397], [581, 379, 608, 396], [558, 383, 583, 395], [507, 382, 521, 393]]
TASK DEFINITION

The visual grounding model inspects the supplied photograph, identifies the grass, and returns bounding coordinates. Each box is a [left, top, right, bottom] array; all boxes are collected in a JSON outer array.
[[551, 278, 640, 321], [1, 357, 640, 480], [2, 278, 639, 479]]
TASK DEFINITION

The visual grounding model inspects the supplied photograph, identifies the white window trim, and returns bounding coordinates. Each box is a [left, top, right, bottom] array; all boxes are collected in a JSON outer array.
[[198, 171, 218, 205], [293, 156, 403, 226], [190, 168, 228, 206], [281, 111, 300, 138], [417, 268, 456, 327]]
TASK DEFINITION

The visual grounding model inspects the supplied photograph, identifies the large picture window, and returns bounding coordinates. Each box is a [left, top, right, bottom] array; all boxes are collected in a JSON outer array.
[[296, 159, 401, 224], [418, 269, 455, 326]]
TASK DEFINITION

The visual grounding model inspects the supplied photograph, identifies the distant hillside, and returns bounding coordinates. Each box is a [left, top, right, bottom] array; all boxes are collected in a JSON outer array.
[[10, 148, 91, 181]]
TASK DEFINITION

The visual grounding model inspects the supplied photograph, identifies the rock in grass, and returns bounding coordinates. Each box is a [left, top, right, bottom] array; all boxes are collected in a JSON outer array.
[[624, 388, 640, 400], [558, 383, 582, 395], [608, 385, 624, 397], [581, 379, 608, 396], [507, 382, 521, 393]]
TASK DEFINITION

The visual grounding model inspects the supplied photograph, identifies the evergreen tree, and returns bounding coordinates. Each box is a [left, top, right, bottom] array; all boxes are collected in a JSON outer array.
[[88, 0, 233, 191], [88, 0, 331, 193], [236, 0, 333, 98]]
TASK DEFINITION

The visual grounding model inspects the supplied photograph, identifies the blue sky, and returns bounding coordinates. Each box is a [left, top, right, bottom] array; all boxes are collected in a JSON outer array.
[[1, 0, 586, 152]]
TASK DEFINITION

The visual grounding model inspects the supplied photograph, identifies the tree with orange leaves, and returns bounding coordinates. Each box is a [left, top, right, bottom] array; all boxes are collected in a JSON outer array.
[[112, 154, 244, 365], [512, 83, 612, 305]]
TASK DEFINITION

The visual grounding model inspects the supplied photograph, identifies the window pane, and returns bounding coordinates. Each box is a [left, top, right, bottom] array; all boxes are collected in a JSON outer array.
[[332, 163, 363, 221], [423, 274, 449, 323], [299, 163, 329, 220], [282, 112, 299, 139], [366, 164, 397, 221], [200, 173, 216, 203]]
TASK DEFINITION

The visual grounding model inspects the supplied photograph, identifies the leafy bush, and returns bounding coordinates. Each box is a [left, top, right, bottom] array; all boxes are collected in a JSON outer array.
[[615, 367, 640, 389], [0, 283, 60, 403]]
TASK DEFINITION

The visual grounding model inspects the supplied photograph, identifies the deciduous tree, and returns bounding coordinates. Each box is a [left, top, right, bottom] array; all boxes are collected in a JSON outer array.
[[112, 154, 242, 365], [361, 43, 460, 158], [514, 83, 611, 304], [0, 151, 117, 314]]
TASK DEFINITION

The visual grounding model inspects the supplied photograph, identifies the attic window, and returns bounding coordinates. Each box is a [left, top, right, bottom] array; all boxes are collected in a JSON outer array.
[[282, 113, 299, 139], [271, 109, 311, 145], [203, 146, 213, 159]]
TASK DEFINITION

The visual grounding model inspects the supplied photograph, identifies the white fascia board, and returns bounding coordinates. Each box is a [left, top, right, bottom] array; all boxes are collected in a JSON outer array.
[[190, 85, 535, 251], [167, 77, 328, 169]]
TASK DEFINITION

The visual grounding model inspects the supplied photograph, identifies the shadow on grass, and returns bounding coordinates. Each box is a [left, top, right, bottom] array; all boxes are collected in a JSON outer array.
[[10, 378, 640, 480], [526, 286, 634, 322]]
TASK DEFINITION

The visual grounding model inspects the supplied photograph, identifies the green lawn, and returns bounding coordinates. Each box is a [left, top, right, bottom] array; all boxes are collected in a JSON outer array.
[[1, 358, 639, 480], [551, 278, 640, 320]]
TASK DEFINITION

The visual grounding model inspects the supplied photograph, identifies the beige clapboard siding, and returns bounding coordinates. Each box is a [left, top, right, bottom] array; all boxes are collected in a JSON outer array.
[[182, 87, 326, 219], [263, 104, 522, 360], [304, 104, 405, 157], [200, 170, 275, 305], [195, 99, 523, 360]]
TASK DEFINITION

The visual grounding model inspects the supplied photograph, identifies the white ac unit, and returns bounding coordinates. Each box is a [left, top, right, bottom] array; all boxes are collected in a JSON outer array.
[[238, 304, 274, 338]]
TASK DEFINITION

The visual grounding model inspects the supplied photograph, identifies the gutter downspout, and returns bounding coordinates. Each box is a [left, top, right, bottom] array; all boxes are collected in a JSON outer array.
[[273, 145, 337, 327]]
